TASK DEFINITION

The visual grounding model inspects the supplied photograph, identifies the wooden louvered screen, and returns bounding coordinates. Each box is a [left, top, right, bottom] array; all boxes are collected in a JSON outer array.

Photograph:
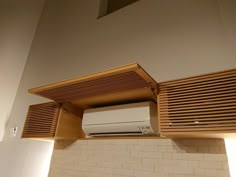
[[29, 64, 158, 108], [37, 71, 149, 102], [158, 68, 236, 138], [22, 102, 60, 138]]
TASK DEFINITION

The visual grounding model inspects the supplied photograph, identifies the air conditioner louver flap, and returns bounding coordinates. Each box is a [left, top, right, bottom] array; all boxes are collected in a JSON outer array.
[[89, 132, 143, 137], [158, 68, 236, 138]]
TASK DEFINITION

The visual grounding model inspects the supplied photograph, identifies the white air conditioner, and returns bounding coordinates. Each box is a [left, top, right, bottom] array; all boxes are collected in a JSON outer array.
[[82, 102, 158, 136]]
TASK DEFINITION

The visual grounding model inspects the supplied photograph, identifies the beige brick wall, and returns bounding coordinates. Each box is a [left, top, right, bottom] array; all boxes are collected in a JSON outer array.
[[49, 139, 230, 177]]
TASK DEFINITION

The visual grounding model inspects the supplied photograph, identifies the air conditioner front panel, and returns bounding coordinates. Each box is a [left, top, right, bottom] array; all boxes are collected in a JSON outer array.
[[83, 102, 155, 125]]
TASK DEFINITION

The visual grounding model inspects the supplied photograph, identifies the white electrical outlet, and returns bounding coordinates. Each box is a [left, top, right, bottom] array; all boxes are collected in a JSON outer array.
[[12, 127, 18, 136]]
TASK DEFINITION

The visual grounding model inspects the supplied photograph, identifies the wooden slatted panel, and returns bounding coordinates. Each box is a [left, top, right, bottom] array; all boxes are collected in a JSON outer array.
[[22, 102, 60, 138], [158, 68, 236, 135], [37, 71, 149, 102]]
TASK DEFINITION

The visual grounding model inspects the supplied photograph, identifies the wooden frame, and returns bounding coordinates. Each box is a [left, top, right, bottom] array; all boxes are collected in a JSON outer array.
[[23, 63, 236, 140], [22, 102, 85, 140]]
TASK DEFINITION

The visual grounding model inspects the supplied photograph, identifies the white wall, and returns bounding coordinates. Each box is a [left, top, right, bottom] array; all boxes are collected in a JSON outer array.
[[0, 139, 54, 177], [218, 0, 236, 58], [0, 1, 55, 177], [0, 0, 45, 140]]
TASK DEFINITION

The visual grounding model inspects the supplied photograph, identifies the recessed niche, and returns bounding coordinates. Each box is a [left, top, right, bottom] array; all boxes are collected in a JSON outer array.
[[98, 0, 139, 18]]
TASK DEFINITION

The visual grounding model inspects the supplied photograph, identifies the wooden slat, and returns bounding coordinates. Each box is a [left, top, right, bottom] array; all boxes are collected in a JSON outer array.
[[160, 116, 236, 122], [159, 93, 236, 104], [160, 79, 236, 94], [159, 99, 235, 108], [161, 126, 236, 132], [160, 104, 236, 112], [159, 89, 235, 101], [158, 68, 236, 138], [160, 109, 235, 117], [160, 69, 236, 86], [160, 132, 236, 138], [22, 134, 55, 138], [160, 85, 236, 100], [161, 118, 236, 124], [160, 113, 236, 120], [160, 106, 236, 114]]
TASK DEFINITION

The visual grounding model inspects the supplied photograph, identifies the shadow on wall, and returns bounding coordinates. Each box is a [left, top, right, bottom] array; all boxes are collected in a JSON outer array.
[[54, 139, 77, 149], [173, 138, 226, 154]]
